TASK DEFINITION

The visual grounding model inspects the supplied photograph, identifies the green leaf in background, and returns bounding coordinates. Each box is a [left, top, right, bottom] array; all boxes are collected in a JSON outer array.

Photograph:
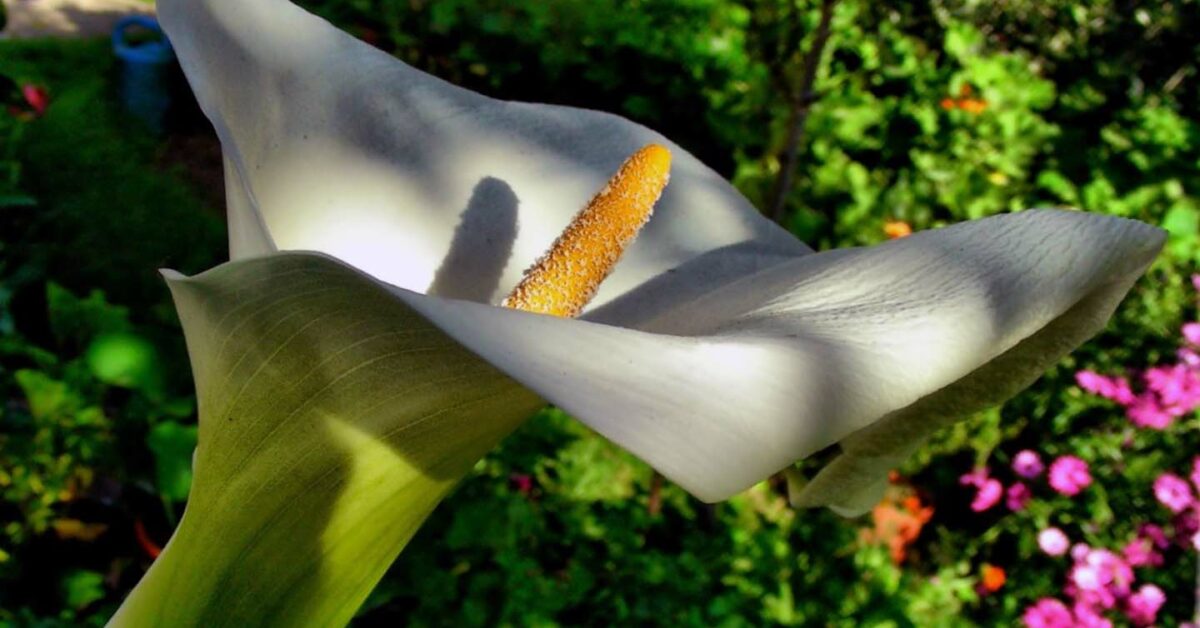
[[110, 253, 541, 627], [85, 331, 163, 395], [0, 192, 36, 209], [62, 570, 106, 610], [146, 421, 199, 502], [15, 369, 82, 420], [1035, 170, 1078, 206], [47, 282, 132, 349], [1160, 202, 1200, 262]]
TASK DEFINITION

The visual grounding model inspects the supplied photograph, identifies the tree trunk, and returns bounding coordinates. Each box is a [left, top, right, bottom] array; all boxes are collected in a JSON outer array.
[[767, 0, 837, 225]]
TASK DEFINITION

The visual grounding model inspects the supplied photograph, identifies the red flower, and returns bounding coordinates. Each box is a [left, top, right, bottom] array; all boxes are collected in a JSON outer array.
[[134, 519, 163, 559], [22, 84, 49, 117]]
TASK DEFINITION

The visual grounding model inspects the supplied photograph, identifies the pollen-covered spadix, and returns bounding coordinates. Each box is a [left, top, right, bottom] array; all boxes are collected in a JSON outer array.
[[505, 144, 672, 317]]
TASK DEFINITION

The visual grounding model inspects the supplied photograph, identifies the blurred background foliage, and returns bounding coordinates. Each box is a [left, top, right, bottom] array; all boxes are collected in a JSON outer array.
[[0, 0, 1198, 625]]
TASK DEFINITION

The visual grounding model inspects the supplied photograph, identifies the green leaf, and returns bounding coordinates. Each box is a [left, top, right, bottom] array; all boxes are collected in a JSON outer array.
[[85, 331, 163, 394], [47, 282, 132, 349], [62, 569, 106, 609], [15, 369, 81, 419], [0, 192, 37, 208], [146, 421, 199, 502], [1035, 170, 1078, 206], [1160, 202, 1200, 262], [111, 253, 541, 627]]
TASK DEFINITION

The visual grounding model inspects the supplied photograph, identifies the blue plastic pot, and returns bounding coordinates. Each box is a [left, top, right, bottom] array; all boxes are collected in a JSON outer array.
[[112, 16, 175, 132]]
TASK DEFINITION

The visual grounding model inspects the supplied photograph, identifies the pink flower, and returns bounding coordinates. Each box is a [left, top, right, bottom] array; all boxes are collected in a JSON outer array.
[[1180, 348, 1200, 368], [1071, 543, 1091, 561], [1049, 456, 1092, 496], [960, 468, 1004, 512], [1124, 584, 1166, 626], [1066, 549, 1133, 612], [1023, 598, 1073, 628], [1153, 473, 1194, 513], [1193, 274, 1200, 292], [1006, 482, 1032, 511], [1013, 450, 1044, 479], [1144, 364, 1200, 410], [509, 473, 534, 495], [971, 478, 1003, 511], [1038, 527, 1070, 556], [1137, 524, 1170, 549], [21, 84, 49, 117], [1125, 395, 1175, 429], [1174, 509, 1199, 548], [1075, 370, 1135, 404], [1184, 322, 1200, 346], [1072, 602, 1113, 628], [959, 467, 988, 487], [1121, 537, 1162, 567], [1191, 457, 1200, 494]]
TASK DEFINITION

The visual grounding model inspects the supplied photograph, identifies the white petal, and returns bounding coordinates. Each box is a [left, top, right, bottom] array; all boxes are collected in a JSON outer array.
[[223, 157, 275, 258], [158, 0, 806, 316], [394, 210, 1162, 502]]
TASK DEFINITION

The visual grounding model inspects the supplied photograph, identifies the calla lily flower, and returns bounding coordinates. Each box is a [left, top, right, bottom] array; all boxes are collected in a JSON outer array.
[[113, 0, 1164, 625]]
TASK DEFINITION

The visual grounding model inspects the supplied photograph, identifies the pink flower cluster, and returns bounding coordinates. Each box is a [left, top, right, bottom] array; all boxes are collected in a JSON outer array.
[[1025, 532, 1169, 627], [1026, 459, 1200, 627], [1076, 277, 1200, 429], [1152, 458, 1200, 551], [962, 452, 1094, 514]]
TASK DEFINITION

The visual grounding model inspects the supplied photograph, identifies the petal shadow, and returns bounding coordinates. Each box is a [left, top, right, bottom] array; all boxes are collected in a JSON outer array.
[[426, 177, 519, 304]]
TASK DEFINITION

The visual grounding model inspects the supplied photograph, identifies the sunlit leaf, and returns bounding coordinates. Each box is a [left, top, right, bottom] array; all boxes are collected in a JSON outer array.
[[111, 253, 541, 627], [86, 332, 162, 394]]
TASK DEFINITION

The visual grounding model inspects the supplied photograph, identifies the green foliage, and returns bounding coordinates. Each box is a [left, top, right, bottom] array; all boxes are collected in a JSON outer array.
[[0, 279, 198, 623], [0, 39, 224, 308], [62, 571, 106, 610], [144, 422, 196, 503]]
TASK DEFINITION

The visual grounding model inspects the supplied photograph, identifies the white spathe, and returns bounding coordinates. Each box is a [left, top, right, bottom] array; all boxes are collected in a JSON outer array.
[[159, 0, 1165, 513]]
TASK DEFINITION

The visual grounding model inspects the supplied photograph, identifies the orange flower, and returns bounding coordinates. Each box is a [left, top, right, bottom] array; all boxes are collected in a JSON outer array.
[[939, 86, 988, 115], [884, 220, 912, 239], [862, 490, 933, 564], [981, 564, 1006, 592], [958, 98, 988, 115]]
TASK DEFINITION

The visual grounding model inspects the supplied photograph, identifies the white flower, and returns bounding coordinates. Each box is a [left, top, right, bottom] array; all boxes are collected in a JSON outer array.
[[159, 0, 1163, 515]]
